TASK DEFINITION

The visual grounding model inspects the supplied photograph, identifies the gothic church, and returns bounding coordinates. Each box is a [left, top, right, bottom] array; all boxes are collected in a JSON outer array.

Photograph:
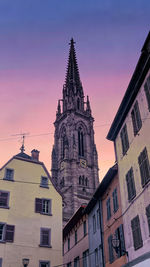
[[51, 39, 99, 224]]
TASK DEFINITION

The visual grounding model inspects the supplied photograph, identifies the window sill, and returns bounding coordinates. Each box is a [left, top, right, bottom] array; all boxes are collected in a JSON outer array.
[[0, 206, 10, 209], [3, 178, 14, 182], [40, 185, 49, 189], [40, 212, 52, 216], [0, 240, 6, 243], [39, 244, 52, 248]]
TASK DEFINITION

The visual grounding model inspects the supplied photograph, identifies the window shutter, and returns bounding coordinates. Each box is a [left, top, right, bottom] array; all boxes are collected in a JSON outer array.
[[144, 82, 150, 110], [135, 101, 142, 131], [138, 152, 145, 186], [108, 235, 114, 263], [131, 215, 143, 250], [35, 198, 42, 213], [146, 204, 150, 234], [119, 224, 126, 255], [131, 110, 137, 135], [5, 225, 15, 242], [0, 192, 8, 207], [115, 188, 119, 210], [112, 191, 115, 212], [126, 168, 136, 201], [138, 148, 150, 186]]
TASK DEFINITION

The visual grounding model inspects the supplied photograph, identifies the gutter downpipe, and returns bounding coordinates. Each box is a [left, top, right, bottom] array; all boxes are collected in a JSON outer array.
[[99, 199, 105, 267]]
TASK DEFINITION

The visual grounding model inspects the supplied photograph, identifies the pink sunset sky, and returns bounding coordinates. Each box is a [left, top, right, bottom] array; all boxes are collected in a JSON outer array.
[[0, 0, 150, 179]]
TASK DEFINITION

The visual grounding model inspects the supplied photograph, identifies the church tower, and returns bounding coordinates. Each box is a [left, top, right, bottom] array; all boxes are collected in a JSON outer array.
[[51, 39, 99, 224]]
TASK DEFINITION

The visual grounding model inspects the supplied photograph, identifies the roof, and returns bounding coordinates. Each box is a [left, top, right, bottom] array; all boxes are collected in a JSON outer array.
[[85, 164, 118, 214], [107, 31, 150, 141], [63, 205, 87, 239], [0, 151, 63, 197]]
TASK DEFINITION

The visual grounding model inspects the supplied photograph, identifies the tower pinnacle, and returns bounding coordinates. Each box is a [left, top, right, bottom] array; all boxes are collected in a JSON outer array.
[[64, 38, 83, 96]]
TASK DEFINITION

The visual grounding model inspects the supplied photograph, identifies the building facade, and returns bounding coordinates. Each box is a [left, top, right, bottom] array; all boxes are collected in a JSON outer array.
[[0, 149, 62, 267], [85, 185, 104, 267], [51, 39, 99, 224], [107, 32, 150, 266], [101, 164, 127, 267], [63, 205, 89, 267]]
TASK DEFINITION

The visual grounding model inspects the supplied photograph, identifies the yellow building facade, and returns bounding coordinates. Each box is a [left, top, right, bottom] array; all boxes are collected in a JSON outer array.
[[0, 149, 62, 267], [107, 33, 150, 266]]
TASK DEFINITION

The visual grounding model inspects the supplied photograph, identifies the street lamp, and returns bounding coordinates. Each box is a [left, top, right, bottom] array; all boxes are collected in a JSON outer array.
[[112, 238, 128, 257], [22, 258, 30, 267]]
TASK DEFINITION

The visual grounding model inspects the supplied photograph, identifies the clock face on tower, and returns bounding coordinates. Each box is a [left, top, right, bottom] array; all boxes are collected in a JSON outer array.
[[80, 159, 87, 168]]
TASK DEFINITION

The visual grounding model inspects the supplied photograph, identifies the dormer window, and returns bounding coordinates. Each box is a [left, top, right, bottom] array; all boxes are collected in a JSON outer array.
[[4, 168, 14, 181]]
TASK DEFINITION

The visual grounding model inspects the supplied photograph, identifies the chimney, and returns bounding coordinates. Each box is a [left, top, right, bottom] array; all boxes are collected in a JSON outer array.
[[31, 149, 40, 161]]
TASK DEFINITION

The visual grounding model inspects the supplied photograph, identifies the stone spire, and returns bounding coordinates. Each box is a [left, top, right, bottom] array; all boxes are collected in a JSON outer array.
[[62, 38, 84, 112]]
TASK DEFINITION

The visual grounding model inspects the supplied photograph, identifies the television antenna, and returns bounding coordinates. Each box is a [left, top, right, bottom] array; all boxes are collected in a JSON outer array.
[[11, 132, 30, 153]]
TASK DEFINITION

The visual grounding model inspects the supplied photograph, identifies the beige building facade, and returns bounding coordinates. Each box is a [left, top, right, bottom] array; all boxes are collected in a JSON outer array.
[[0, 149, 62, 267], [107, 32, 150, 266]]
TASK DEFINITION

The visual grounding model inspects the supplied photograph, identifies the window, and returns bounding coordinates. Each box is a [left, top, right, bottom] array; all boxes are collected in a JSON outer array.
[[115, 224, 126, 257], [120, 124, 129, 155], [35, 198, 52, 215], [40, 177, 48, 188], [4, 168, 14, 181], [108, 235, 114, 263], [138, 147, 150, 187], [67, 263, 71, 267], [0, 223, 15, 242], [39, 261, 50, 267], [74, 256, 80, 267], [83, 250, 89, 267], [93, 214, 96, 233], [131, 101, 142, 136], [78, 127, 84, 157], [0, 258, 2, 267], [131, 215, 143, 250], [95, 248, 99, 267], [0, 191, 9, 209], [144, 74, 150, 110], [68, 237, 70, 250], [75, 230, 77, 245], [126, 168, 136, 201], [96, 209, 100, 229], [106, 198, 111, 220], [146, 204, 150, 234], [40, 228, 51, 247], [112, 188, 119, 213], [83, 221, 87, 236]]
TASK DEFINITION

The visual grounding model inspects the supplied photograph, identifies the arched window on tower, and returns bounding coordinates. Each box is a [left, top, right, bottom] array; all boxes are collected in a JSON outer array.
[[78, 127, 84, 157], [85, 177, 88, 187], [77, 98, 80, 110], [79, 176, 82, 185]]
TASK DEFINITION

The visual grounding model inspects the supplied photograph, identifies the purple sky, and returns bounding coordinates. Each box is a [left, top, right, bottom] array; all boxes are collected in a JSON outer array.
[[0, 0, 150, 179]]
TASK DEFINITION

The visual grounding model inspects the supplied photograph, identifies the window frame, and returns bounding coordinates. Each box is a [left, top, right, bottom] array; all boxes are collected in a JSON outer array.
[[40, 228, 51, 248], [39, 261, 50, 267], [0, 223, 15, 243], [35, 198, 52, 216], [40, 176, 49, 188], [4, 168, 14, 181], [108, 234, 114, 263], [0, 191, 10, 209]]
